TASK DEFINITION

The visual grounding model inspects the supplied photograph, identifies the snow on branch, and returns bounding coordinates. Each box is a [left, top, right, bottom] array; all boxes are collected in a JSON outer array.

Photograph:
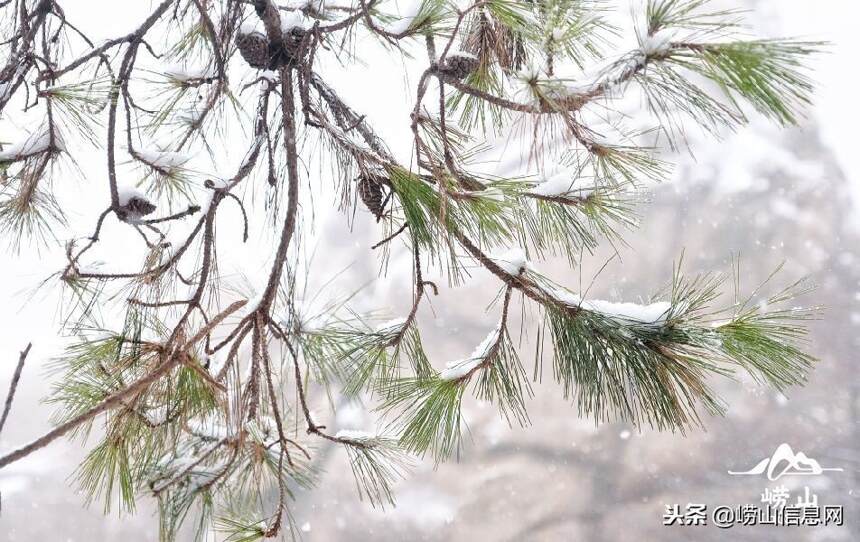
[[380, 0, 424, 34], [375, 317, 408, 333], [440, 324, 501, 381], [0, 128, 65, 162], [164, 64, 217, 83], [280, 10, 310, 32], [640, 28, 676, 57], [489, 247, 533, 276], [334, 428, 377, 441], [584, 298, 671, 325], [548, 285, 671, 325], [530, 172, 595, 198], [135, 148, 193, 170], [116, 185, 147, 207]]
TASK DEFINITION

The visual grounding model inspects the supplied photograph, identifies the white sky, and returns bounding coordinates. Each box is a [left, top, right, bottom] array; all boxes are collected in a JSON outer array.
[[754, 1, 860, 212]]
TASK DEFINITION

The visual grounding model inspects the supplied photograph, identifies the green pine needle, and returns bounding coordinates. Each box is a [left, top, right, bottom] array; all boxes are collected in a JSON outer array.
[[381, 376, 465, 462]]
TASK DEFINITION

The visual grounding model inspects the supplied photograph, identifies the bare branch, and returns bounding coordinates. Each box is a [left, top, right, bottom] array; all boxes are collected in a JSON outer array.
[[0, 343, 32, 437]]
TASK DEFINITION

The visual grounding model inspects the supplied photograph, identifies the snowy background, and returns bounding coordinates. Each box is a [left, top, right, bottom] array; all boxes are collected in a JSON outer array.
[[1, 0, 859, 540]]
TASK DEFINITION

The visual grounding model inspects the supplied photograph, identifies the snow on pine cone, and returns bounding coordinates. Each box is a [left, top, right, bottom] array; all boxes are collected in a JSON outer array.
[[357, 175, 385, 219], [125, 197, 156, 216], [236, 31, 269, 69], [116, 186, 156, 221], [440, 52, 479, 80], [118, 196, 156, 222]]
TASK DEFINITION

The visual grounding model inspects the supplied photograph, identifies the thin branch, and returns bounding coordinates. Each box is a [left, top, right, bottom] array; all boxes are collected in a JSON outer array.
[[0, 343, 32, 437], [0, 301, 246, 469]]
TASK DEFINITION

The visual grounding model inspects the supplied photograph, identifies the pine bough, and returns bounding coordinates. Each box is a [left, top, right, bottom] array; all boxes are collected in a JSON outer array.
[[0, 0, 822, 539]]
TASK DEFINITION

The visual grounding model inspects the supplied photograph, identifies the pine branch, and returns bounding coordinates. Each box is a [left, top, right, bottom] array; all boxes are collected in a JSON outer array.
[[535, 267, 817, 431], [337, 432, 412, 507], [0, 0, 826, 532]]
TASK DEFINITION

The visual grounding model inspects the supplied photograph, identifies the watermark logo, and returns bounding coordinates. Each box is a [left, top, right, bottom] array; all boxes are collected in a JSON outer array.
[[663, 443, 845, 529], [728, 442, 843, 481]]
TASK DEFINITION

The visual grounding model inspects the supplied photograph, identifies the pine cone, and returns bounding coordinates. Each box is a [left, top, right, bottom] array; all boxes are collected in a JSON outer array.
[[236, 31, 269, 69], [440, 53, 479, 80], [118, 196, 156, 221], [267, 27, 307, 68], [283, 27, 306, 57], [357, 175, 385, 219]]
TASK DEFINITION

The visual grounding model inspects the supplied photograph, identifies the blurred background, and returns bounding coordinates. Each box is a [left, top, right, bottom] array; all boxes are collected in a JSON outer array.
[[0, 0, 858, 540]]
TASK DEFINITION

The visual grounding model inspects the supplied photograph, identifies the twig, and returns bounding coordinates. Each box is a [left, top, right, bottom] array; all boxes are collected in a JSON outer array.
[[371, 222, 408, 249], [0, 343, 32, 437]]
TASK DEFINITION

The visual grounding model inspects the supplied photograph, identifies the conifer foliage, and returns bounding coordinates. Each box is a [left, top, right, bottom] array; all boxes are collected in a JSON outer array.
[[0, 0, 821, 539]]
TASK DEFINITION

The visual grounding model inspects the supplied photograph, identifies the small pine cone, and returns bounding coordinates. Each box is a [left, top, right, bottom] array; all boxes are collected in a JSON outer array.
[[357, 175, 385, 219], [283, 27, 306, 57], [124, 196, 157, 216], [117, 195, 156, 222], [236, 31, 270, 69], [441, 53, 479, 80]]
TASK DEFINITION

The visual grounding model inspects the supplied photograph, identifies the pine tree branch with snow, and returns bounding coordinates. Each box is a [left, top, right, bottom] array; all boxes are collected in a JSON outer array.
[[0, 0, 823, 539]]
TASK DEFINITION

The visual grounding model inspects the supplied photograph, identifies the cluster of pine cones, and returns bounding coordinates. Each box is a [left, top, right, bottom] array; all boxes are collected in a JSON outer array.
[[236, 27, 306, 70]]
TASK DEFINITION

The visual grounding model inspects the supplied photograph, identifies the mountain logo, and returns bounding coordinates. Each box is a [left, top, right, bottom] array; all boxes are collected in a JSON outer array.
[[728, 443, 843, 481]]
